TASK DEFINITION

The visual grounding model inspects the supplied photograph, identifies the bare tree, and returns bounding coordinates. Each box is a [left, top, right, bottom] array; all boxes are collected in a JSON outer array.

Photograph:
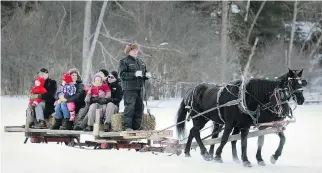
[[288, 0, 299, 68], [82, 1, 92, 82], [220, 0, 228, 83], [246, 0, 266, 43], [83, 1, 108, 83]]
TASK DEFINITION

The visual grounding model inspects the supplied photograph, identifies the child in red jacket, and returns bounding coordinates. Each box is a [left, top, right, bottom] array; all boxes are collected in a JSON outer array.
[[83, 73, 111, 131], [29, 77, 47, 108]]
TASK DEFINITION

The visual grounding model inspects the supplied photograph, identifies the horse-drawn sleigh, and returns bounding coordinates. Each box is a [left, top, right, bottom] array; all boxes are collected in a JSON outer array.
[[4, 69, 307, 168]]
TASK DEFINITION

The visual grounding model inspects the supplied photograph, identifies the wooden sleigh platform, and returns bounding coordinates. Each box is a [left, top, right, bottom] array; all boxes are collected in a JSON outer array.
[[4, 125, 174, 150], [4, 108, 174, 152]]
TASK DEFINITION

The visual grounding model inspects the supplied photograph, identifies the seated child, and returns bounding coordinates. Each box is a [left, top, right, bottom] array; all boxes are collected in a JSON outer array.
[[29, 77, 47, 109], [83, 73, 111, 131], [51, 73, 77, 130]]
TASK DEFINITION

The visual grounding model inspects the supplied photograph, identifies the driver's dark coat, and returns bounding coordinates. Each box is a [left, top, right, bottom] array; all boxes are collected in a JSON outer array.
[[118, 55, 148, 90]]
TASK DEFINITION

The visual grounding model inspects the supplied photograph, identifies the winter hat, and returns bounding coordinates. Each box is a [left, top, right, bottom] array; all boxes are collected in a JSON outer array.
[[124, 43, 139, 55], [99, 69, 109, 77], [62, 73, 73, 83], [110, 71, 119, 79], [93, 73, 103, 82], [37, 68, 49, 74], [68, 68, 82, 81], [35, 77, 45, 86], [68, 68, 80, 76], [92, 73, 103, 86]]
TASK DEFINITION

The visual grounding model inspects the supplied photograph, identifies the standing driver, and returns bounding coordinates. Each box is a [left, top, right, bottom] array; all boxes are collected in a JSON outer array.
[[118, 43, 151, 131]]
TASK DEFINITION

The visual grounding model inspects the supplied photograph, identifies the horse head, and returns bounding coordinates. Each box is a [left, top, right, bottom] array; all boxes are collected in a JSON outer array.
[[276, 68, 306, 105]]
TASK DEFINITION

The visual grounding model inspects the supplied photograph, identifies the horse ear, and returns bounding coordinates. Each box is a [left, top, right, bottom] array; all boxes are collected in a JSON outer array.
[[288, 68, 294, 77], [298, 69, 303, 77]]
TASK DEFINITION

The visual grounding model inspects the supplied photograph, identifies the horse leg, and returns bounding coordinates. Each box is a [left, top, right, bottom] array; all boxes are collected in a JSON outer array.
[[214, 122, 234, 163], [256, 126, 266, 166], [231, 126, 241, 163], [191, 120, 212, 161], [184, 127, 194, 157], [270, 131, 286, 164], [209, 123, 223, 159], [240, 127, 252, 167]]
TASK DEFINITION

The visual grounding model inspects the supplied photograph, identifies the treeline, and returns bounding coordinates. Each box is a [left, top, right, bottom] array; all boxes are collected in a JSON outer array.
[[1, 1, 321, 95]]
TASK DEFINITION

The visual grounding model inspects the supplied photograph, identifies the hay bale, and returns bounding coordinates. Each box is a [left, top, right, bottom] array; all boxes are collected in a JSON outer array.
[[142, 113, 156, 131], [111, 113, 124, 132], [99, 123, 104, 131], [110, 113, 156, 132], [46, 113, 55, 128]]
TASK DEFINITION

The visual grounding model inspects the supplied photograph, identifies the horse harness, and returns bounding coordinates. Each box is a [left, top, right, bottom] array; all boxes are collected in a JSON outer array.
[[183, 77, 300, 126]]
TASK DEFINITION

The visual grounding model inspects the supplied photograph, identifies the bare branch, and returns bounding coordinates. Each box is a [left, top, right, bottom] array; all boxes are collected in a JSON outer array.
[[243, 37, 259, 78], [308, 34, 322, 60], [299, 16, 322, 56], [246, 0, 266, 43], [97, 40, 118, 62], [114, 0, 135, 18], [100, 33, 187, 55], [244, 0, 251, 22], [51, 5, 66, 44]]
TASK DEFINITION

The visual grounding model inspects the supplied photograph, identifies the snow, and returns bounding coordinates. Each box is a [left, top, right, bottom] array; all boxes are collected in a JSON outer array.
[[1, 96, 322, 173], [285, 21, 322, 42], [231, 4, 240, 14]]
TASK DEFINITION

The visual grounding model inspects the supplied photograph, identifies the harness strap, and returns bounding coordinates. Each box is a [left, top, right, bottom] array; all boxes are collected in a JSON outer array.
[[238, 76, 259, 124], [216, 85, 226, 124]]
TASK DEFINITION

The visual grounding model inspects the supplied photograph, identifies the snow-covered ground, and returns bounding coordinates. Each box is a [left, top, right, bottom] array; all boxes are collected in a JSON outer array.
[[1, 96, 322, 173]]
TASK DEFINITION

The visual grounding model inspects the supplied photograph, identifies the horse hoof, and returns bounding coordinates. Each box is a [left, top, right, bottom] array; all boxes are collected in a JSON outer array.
[[214, 155, 223, 163], [270, 155, 277, 164], [258, 161, 266, 166], [233, 158, 241, 163], [184, 153, 191, 157], [243, 161, 252, 167], [202, 153, 212, 161]]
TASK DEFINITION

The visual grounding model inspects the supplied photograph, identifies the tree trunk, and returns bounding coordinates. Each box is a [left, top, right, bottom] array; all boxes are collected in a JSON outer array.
[[82, 1, 92, 83], [83, 1, 108, 83], [288, 0, 298, 68], [220, 0, 228, 83]]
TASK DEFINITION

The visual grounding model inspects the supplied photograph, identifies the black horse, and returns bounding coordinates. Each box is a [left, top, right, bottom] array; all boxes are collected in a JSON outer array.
[[208, 101, 300, 166], [176, 69, 306, 167], [209, 70, 306, 166]]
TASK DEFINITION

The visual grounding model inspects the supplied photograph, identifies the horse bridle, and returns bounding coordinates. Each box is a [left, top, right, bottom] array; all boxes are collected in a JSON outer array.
[[266, 76, 305, 117]]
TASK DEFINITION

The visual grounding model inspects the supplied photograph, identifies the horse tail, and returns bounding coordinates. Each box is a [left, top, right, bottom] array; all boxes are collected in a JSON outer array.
[[176, 99, 188, 140]]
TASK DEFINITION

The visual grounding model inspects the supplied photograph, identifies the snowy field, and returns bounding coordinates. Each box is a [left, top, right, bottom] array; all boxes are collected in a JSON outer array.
[[1, 96, 322, 173]]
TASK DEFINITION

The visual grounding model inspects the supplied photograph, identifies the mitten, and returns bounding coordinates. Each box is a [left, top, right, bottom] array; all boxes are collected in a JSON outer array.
[[135, 71, 143, 77]]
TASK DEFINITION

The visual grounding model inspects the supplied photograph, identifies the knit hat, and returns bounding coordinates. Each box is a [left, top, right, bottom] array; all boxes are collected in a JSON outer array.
[[92, 73, 104, 87], [93, 73, 103, 82], [110, 71, 118, 79], [124, 43, 139, 55], [99, 69, 109, 77], [62, 73, 73, 83], [37, 68, 49, 74]]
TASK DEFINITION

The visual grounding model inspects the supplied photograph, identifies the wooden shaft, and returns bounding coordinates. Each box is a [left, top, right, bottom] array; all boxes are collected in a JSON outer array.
[[186, 127, 283, 149]]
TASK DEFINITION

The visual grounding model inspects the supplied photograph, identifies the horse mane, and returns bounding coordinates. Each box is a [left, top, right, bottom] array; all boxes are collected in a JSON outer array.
[[246, 78, 280, 104]]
